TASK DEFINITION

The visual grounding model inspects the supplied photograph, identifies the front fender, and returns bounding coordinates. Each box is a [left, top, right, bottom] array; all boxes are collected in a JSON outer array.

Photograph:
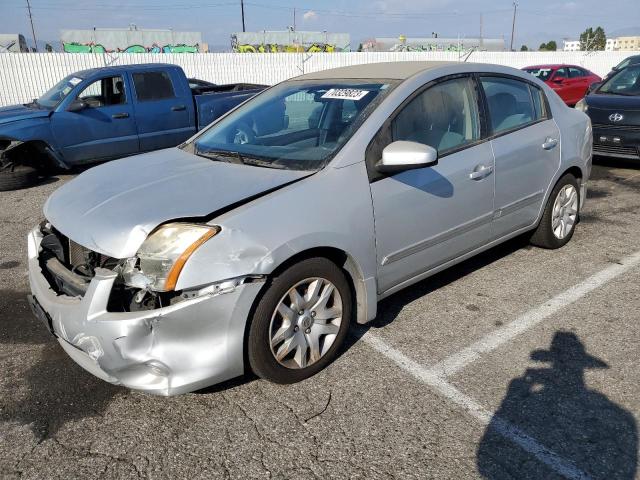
[[0, 117, 53, 145], [0, 118, 66, 168]]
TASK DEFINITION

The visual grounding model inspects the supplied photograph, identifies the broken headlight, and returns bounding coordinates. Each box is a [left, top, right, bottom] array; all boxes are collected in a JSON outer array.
[[123, 223, 220, 292]]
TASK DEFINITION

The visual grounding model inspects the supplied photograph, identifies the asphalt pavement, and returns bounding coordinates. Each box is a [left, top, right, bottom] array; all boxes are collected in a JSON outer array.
[[1, 159, 639, 479]]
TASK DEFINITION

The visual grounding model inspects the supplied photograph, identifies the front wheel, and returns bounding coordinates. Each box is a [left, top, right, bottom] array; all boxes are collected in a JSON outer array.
[[530, 174, 580, 249], [248, 257, 352, 384]]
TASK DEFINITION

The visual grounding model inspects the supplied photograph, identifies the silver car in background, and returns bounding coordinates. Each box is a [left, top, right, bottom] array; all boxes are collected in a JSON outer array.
[[27, 62, 592, 395]]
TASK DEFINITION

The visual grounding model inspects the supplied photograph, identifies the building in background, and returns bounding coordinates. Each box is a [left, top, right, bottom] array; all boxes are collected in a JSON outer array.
[[615, 36, 640, 51], [60, 27, 207, 53], [231, 31, 350, 53], [563, 40, 581, 52], [0, 34, 29, 52], [605, 38, 618, 51], [361, 36, 504, 52]]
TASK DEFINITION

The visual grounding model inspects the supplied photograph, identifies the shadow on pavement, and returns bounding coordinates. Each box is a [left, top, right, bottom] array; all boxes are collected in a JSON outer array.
[[0, 289, 122, 441], [477, 331, 637, 479]]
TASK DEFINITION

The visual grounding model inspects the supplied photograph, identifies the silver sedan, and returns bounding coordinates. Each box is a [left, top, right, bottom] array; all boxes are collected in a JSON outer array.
[[27, 62, 592, 395]]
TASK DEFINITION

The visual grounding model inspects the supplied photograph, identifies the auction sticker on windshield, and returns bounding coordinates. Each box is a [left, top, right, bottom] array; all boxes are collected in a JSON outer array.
[[322, 88, 369, 100]]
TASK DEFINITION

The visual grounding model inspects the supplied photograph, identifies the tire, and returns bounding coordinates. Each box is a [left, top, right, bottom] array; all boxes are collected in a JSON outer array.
[[248, 257, 352, 384], [530, 173, 580, 249], [0, 164, 40, 191]]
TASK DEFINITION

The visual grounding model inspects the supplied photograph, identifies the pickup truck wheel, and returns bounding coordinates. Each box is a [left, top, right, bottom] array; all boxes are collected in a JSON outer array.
[[530, 174, 580, 249], [0, 164, 40, 191], [248, 257, 352, 384]]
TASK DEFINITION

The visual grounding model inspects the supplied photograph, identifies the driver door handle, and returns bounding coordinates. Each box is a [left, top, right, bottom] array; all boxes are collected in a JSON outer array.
[[171, 104, 186, 111], [542, 137, 558, 150], [469, 164, 493, 180], [111, 112, 129, 119]]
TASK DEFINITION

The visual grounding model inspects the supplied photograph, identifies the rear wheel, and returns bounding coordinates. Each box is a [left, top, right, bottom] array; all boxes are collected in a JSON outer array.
[[248, 257, 352, 384], [530, 174, 580, 249]]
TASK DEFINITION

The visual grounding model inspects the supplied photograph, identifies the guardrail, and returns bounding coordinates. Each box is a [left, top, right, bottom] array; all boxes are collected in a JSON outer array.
[[1, 51, 638, 107]]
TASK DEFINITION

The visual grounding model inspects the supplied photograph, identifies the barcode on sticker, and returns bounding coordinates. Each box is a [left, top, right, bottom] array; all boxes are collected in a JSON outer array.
[[321, 89, 369, 101]]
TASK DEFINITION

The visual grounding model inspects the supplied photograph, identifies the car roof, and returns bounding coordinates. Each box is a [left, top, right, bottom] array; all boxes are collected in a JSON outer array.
[[295, 61, 459, 81], [73, 63, 178, 79]]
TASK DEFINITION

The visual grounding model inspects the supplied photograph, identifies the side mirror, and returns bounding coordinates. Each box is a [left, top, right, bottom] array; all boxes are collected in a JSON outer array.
[[552, 77, 564, 84], [588, 81, 601, 93], [376, 141, 438, 174], [67, 99, 88, 112]]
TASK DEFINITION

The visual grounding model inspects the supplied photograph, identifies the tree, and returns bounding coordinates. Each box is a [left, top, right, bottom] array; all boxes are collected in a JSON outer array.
[[538, 41, 557, 51], [580, 27, 606, 50], [520, 45, 529, 51]]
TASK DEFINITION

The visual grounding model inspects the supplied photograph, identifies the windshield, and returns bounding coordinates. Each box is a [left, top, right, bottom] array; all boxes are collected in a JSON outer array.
[[524, 67, 554, 82], [184, 79, 397, 171], [598, 65, 640, 96], [37, 75, 83, 108]]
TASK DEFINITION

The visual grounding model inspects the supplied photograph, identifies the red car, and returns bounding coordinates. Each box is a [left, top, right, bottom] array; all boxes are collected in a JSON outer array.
[[522, 64, 601, 106]]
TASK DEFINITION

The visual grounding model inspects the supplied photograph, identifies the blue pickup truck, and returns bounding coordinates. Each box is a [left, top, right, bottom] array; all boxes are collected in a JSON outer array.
[[0, 63, 265, 190]]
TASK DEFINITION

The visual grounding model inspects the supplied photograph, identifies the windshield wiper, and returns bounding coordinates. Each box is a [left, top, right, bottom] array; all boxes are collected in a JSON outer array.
[[196, 149, 286, 169]]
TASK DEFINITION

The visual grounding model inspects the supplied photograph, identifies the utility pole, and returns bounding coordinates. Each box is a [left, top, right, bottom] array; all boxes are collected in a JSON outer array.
[[26, 0, 38, 52], [293, 8, 296, 32], [240, 0, 246, 32], [510, 1, 518, 51], [479, 13, 483, 50]]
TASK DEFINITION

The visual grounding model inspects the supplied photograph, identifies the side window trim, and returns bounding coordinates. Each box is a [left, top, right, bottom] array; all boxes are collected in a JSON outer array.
[[477, 73, 552, 141], [365, 73, 486, 182]]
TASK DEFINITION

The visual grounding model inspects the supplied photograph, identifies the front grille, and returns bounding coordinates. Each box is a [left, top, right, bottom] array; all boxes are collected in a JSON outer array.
[[592, 123, 640, 132], [68, 238, 89, 267], [592, 143, 640, 158], [38, 224, 119, 296]]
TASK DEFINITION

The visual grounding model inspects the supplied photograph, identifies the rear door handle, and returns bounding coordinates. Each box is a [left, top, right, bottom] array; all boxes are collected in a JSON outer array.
[[111, 112, 129, 119], [171, 105, 186, 111], [542, 137, 558, 150], [469, 164, 493, 180]]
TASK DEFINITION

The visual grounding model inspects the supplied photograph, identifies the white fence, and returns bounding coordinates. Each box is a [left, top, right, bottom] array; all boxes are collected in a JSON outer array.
[[1, 51, 638, 107]]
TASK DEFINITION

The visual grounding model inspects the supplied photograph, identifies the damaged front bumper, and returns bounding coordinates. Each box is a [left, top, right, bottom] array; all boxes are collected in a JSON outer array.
[[27, 227, 263, 396]]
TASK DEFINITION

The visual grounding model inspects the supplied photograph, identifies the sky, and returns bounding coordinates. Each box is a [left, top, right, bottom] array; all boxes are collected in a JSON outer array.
[[2, 0, 640, 51]]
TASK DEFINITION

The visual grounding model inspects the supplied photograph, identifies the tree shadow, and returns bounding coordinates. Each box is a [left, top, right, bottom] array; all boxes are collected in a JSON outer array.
[[477, 331, 637, 479], [0, 289, 122, 441]]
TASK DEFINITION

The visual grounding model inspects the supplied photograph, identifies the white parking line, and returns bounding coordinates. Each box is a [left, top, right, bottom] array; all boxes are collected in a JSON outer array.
[[357, 250, 640, 479], [428, 249, 640, 379], [361, 332, 593, 480]]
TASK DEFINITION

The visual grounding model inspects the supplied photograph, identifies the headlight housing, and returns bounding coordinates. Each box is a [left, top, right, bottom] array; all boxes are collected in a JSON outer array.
[[125, 223, 220, 292], [575, 99, 588, 113]]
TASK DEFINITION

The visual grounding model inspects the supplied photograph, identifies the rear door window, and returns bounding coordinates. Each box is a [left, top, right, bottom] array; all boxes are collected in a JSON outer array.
[[481, 77, 537, 135], [132, 71, 176, 101], [569, 67, 586, 78]]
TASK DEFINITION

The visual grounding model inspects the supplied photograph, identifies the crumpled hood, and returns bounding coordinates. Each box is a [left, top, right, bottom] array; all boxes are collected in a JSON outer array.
[[0, 104, 50, 126], [44, 148, 312, 258]]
